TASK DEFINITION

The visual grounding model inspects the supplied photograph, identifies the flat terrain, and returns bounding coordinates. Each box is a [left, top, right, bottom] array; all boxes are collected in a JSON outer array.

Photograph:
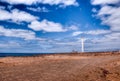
[[0, 53, 120, 81]]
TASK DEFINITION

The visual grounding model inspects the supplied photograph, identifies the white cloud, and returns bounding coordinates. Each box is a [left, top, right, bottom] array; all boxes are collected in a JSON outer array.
[[91, 0, 120, 5], [28, 20, 66, 32], [91, 0, 120, 31], [97, 6, 120, 31], [1, 0, 38, 5], [0, 25, 43, 40], [90, 0, 120, 51], [85, 41, 120, 52], [0, 8, 38, 23], [72, 30, 111, 36], [56, 42, 80, 46], [0, 9, 11, 21], [67, 25, 79, 31], [72, 31, 82, 36], [1, 0, 78, 6], [86, 30, 111, 35], [105, 32, 120, 40], [27, 7, 49, 12], [88, 32, 120, 44], [0, 41, 21, 48]]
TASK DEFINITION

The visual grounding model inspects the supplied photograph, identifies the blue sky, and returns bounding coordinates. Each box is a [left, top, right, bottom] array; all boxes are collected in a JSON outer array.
[[0, 0, 120, 53]]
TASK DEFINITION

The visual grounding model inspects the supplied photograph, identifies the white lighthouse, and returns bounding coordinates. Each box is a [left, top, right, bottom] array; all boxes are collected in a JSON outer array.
[[81, 38, 84, 52]]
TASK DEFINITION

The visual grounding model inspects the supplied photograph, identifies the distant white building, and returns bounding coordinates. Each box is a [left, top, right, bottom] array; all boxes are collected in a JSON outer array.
[[81, 38, 84, 52]]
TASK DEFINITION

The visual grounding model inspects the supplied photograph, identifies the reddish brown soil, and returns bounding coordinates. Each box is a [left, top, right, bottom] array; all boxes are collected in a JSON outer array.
[[0, 53, 120, 81]]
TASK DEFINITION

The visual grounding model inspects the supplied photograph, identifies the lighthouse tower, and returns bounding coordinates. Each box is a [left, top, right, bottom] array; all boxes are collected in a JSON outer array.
[[81, 38, 84, 52]]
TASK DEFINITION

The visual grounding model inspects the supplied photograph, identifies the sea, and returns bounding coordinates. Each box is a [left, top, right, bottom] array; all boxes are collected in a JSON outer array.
[[0, 53, 53, 57]]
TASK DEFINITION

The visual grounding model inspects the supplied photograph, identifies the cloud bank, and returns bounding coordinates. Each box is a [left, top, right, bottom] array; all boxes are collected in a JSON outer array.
[[91, 0, 120, 5], [91, 0, 120, 31], [0, 8, 38, 23], [28, 20, 66, 32], [0, 26, 43, 40], [1, 0, 78, 6]]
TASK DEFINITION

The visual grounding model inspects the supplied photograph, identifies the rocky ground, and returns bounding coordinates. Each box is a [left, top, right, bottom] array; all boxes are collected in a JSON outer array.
[[0, 53, 120, 81]]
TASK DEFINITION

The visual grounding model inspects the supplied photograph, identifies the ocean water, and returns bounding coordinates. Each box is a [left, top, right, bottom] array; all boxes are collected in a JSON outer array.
[[0, 53, 51, 57]]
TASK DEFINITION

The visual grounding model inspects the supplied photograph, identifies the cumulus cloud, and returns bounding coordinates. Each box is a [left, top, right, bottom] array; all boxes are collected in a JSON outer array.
[[0, 8, 38, 23], [72, 31, 82, 36], [91, 0, 120, 52], [97, 6, 120, 31], [1, 0, 39, 5], [0, 25, 43, 40], [91, 0, 120, 32], [28, 20, 66, 32], [91, 0, 120, 5], [1, 0, 78, 6], [27, 7, 49, 12]]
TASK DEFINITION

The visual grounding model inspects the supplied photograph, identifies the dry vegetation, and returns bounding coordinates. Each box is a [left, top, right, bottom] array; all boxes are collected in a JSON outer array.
[[0, 52, 120, 81]]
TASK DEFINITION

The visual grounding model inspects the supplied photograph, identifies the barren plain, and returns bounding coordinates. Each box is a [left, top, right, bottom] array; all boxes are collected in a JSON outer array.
[[0, 52, 120, 81]]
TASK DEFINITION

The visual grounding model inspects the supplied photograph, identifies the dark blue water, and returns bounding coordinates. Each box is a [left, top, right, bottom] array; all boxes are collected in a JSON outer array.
[[0, 53, 52, 57]]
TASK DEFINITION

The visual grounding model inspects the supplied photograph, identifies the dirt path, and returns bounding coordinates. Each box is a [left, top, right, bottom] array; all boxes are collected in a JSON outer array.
[[0, 55, 120, 81]]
